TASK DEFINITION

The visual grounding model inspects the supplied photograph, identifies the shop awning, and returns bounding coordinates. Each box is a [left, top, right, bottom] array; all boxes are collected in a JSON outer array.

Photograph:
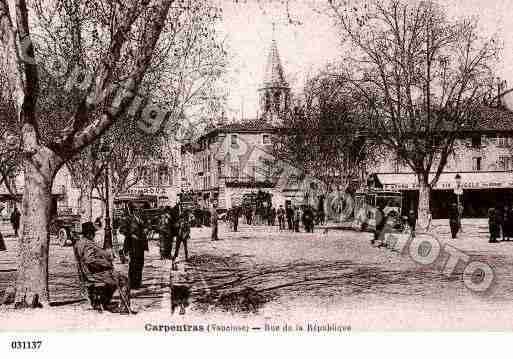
[[377, 172, 513, 191]]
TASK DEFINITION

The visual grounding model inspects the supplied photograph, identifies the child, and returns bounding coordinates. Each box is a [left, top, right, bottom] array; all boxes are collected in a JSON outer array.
[[488, 208, 498, 243]]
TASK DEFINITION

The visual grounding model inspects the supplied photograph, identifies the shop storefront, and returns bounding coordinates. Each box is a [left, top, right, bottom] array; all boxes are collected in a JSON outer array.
[[377, 172, 513, 218]]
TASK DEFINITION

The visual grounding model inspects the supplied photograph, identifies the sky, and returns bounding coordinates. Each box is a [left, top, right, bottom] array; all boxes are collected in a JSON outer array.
[[216, 0, 513, 119]]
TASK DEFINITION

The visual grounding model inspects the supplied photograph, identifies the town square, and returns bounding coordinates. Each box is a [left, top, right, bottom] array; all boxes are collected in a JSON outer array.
[[2, 0, 513, 334]]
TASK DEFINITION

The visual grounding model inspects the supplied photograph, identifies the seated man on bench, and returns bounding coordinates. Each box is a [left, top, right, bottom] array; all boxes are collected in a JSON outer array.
[[73, 222, 131, 313]]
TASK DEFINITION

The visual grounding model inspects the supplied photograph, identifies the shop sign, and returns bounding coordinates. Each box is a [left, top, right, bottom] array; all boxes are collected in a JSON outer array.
[[384, 181, 513, 190], [125, 187, 166, 195]]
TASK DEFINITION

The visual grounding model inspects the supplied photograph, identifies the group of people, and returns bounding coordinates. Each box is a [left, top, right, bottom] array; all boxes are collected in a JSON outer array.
[[488, 205, 513, 243], [226, 203, 318, 233], [73, 201, 193, 313]]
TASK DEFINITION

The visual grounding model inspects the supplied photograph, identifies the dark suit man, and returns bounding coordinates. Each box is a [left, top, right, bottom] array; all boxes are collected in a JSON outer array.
[[10, 207, 21, 237], [120, 203, 148, 289]]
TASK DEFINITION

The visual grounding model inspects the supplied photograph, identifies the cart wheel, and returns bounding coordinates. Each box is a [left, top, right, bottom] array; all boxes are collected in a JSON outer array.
[[58, 228, 67, 247]]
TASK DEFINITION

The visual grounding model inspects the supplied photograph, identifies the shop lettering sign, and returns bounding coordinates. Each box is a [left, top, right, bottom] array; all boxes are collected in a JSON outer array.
[[126, 187, 166, 195], [384, 181, 513, 190]]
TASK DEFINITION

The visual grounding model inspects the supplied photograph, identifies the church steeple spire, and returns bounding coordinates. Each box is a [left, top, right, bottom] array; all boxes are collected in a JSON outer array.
[[259, 30, 290, 124]]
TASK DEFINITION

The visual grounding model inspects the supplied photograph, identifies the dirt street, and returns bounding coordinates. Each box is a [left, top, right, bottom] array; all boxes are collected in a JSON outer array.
[[1, 219, 513, 329]]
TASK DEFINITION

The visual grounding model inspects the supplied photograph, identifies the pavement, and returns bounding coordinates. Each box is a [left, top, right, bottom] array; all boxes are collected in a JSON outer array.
[[2, 218, 513, 330]]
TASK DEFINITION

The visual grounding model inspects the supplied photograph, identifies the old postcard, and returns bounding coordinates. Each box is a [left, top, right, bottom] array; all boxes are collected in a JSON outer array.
[[1, 0, 513, 350]]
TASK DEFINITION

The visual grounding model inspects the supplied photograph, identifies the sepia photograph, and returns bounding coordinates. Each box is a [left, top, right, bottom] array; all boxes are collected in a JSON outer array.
[[1, 0, 513, 352]]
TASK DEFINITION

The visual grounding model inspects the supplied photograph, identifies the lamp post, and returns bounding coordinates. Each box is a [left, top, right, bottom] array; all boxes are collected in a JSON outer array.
[[101, 141, 113, 250], [454, 173, 463, 233]]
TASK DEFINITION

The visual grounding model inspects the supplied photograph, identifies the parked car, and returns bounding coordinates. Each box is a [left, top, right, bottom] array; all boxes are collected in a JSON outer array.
[[49, 207, 81, 246]]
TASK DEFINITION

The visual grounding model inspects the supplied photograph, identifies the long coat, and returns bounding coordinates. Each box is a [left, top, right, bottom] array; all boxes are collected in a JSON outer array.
[[73, 237, 118, 287], [121, 214, 149, 258], [10, 210, 20, 229]]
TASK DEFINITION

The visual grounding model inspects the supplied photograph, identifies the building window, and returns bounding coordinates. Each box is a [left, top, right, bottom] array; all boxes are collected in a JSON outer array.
[[471, 135, 481, 149], [472, 156, 482, 171], [208, 155, 211, 172], [497, 136, 510, 148], [262, 134, 271, 145], [231, 134, 238, 147]]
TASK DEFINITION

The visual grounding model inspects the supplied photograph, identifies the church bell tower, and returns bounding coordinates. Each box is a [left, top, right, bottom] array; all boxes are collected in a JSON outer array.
[[258, 31, 290, 124]]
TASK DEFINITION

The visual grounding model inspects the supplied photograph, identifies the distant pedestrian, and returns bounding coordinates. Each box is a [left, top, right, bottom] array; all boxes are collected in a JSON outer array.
[[495, 206, 504, 240], [372, 205, 386, 246], [503, 205, 513, 241], [488, 208, 499, 243], [277, 205, 285, 230], [286, 205, 294, 231], [448, 203, 459, 239], [245, 206, 253, 225], [10, 206, 21, 237], [173, 208, 191, 264], [211, 203, 219, 241], [0, 231, 6, 252], [232, 205, 240, 232], [407, 209, 417, 237], [270, 206, 276, 226], [294, 206, 302, 232], [302, 206, 315, 233]]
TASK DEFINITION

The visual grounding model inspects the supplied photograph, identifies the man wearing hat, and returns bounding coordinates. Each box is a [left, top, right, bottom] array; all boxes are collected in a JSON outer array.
[[121, 202, 149, 289], [158, 206, 180, 260], [74, 222, 131, 313]]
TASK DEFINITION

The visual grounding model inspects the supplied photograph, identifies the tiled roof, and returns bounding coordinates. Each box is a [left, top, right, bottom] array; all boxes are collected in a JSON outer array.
[[215, 118, 280, 132]]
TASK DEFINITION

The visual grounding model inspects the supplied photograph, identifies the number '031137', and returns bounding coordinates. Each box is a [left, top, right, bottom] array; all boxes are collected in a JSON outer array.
[[11, 341, 42, 350]]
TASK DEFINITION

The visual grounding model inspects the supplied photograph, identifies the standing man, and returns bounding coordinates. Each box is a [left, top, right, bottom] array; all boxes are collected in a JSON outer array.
[[120, 202, 148, 289], [303, 206, 315, 233], [488, 208, 499, 243], [232, 205, 240, 232], [448, 202, 459, 239], [294, 206, 302, 232], [173, 208, 192, 265], [0, 230, 6, 252], [158, 206, 179, 260], [10, 206, 21, 237], [277, 205, 285, 230], [270, 206, 276, 226], [286, 204, 294, 231], [407, 209, 417, 238], [372, 204, 386, 246], [211, 202, 219, 241]]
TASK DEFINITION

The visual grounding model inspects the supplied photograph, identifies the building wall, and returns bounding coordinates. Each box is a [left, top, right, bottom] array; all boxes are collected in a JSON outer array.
[[182, 129, 301, 210], [184, 131, 275, 192], [369, 133, 513, 218], [372, 134, 513, 174]]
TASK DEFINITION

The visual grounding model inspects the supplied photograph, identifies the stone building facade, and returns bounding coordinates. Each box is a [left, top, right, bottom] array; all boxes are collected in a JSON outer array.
[[368, 106, 513, 218]]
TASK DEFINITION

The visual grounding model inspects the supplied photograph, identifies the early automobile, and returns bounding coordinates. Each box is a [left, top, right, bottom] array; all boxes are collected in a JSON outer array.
[[49, 207, 81, 246]]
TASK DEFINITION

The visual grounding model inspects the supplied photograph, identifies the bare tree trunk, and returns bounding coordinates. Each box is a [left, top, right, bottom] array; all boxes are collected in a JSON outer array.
[[78, 182, 93, 223], [15, 148, 59, 308], [417, 174, 431, 231]]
